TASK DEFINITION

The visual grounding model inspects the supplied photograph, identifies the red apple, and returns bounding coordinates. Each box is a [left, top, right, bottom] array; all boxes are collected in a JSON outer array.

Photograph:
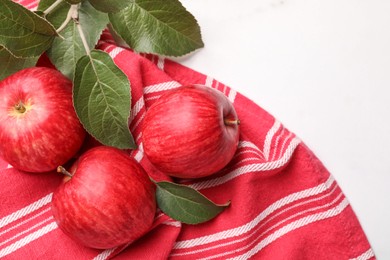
[[51, 146, 156, 249], [142, 84, 240, 179], [0, 67, 86, 172]]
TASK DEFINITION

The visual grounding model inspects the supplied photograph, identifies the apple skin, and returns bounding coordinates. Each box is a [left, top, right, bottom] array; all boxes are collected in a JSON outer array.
[[51, 146, 156, 249], [0, 67, 86, 173], [142, 84, 240, 179]]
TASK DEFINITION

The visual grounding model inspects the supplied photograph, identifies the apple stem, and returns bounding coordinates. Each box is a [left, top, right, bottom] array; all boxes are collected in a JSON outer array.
[[57, 166, 73, 178], [15, 101, 26, 114], [224, 118, 240, 126]]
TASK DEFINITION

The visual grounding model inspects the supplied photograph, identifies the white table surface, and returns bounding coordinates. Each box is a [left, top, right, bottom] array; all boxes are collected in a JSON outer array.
[[179, 0, 390, 258]]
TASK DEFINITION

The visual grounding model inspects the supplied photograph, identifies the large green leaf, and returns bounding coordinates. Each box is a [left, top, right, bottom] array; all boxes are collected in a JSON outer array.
[[73, 50, 136, 149], [155, 181, 230, 225], [0, 47, 38, 80], [38, 0, 108, 79], [109, 0, 204, 57], [88, 0, 131, 13], [0, 0, 57, 57]]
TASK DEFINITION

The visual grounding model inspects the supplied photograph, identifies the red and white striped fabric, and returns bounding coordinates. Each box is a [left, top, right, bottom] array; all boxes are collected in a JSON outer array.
[[1, 0, 375, 259]]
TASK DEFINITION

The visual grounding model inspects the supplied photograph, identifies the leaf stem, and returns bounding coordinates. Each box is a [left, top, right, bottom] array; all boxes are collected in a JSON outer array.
[[149, 176, 158, 184], [74, 10, 91, 56], [56, 4, 78, 35], [43, 0, 63, 16]]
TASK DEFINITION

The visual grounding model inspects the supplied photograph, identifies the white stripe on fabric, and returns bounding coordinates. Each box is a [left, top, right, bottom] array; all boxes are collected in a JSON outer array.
[[108, 47, 124, 59], [0, 193, 52, 229], [0, 207, 51, 237], [227, 198, 350, 260], [350, 248, 375, 260], [237, 141, 265, 159], [144, 96, 164, 103], [205, 76, 213, 87], [129, 98, 145, 122], [0, 216, 54, 247], [134, 143, 144, 162], [238, 141, 259, 150], [163, 221, 182, 228], [198, 192, 344, 260], [232, 157, 264, 165], [102, 45, 111, 53], [255, 137, 300, 170], [189, 137, 300, 190], [263, 121, 281, 160], [93, 248, 117, 260], [227, 89, 237, 103], [170, 184, 340, 257], [275, 132, 293, 161], [231, 152, 263, 164], [143, 81, 181, 94], [25, 1, 37, 10], [222, 84, 228, 96], [157, 57, 165, 70], [0, 222, 57, 258], [174, 175, 335, 249], [131, 114, 146, 139], [270, 128, 284, 161]]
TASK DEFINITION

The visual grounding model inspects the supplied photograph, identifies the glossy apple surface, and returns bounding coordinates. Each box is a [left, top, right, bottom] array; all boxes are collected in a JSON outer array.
[[0, 67, 86, 172], [142, 84, 240, 179], [51, 146, 156, 249]]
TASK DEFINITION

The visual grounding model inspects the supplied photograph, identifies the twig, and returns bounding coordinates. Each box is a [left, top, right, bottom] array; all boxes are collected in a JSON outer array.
[[43, 0, 63, 16], [74, 11, 91, 56], [56, 4, 79, 36]]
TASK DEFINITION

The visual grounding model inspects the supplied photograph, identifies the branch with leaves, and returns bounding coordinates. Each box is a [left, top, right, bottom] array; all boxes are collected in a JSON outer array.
[[0, 0, 203, 148], [0, 0, 230, 224]]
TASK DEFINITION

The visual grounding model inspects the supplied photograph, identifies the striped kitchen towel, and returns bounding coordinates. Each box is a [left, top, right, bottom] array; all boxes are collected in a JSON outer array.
[[0, 0, 375, 259]]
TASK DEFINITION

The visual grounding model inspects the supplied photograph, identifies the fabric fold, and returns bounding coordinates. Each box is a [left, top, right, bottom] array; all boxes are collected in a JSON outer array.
[[0, 1, 374, 259]]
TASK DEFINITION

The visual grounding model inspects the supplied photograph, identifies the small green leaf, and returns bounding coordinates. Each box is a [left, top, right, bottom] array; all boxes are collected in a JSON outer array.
[[109, 0, 204, 57], [73, 50, 136, 149], [155, 181, 230, 224], [0, 0, 57, 57], [88, 0, 131, 13], [0, 47, 38, 80], [37, 0, 68, 26], [38, 0, 108, 79]]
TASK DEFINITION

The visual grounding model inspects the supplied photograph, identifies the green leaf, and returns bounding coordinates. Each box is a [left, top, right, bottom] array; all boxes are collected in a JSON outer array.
[[37, 0, 68, 28], [0, 47, 38, 80], [38, 0, 108, 79], [0, 0, 57, 57], [88, 0, 131, 13], [109, 0, 204, 57], [155, 181, 230, 224], [73, 50, 136, 149]]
